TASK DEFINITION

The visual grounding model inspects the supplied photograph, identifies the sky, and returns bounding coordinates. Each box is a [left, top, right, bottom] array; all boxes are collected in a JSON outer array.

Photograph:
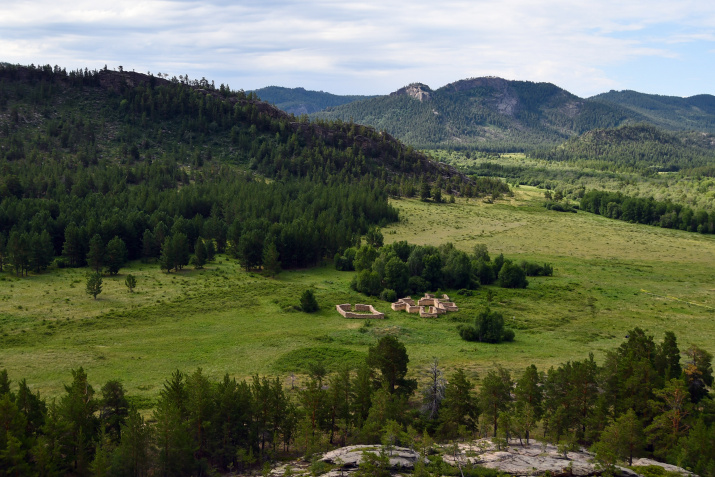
[[1, 0, 714, 98]]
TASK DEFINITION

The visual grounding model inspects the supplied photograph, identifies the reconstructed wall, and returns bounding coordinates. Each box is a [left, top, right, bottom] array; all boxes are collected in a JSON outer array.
[[336, 304, 385, 319], [392, 294, 459, 317]]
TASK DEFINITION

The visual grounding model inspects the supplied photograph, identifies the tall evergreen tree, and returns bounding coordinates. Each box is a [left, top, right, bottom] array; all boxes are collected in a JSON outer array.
[[262, 239, 281, 277], [87, 234, 105, 273], [110, 407, 152, 477], [192, 237, 207, 269], [99, 380, 129, 444], [655, 331, 682, 381], [439, 368, 478, 439], [479, 367, 512, 437], [86, 272, 103, 299], [57, 368, 100, 475], [514, 365, 543, 444], [104, 236, 127, 275]]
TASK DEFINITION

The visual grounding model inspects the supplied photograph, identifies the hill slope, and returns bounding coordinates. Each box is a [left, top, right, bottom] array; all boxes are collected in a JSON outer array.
[[591, 90, 715, 133], [312, 77, 643, 151], [251, 86, 375, 115], [0, 63, 472, 273], [529, 124, 715, 175]]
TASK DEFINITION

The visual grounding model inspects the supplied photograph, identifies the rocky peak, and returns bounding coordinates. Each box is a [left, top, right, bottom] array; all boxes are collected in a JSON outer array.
[[391, 83, 433, 102]]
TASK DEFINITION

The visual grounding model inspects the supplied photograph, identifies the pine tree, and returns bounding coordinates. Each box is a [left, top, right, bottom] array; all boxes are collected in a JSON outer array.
[[87, 234, 105, 273], [28, 231, 54, 273], [63, 223, 86, 267], [104, 236, 127, 275], [204, 239, 216, 262], [479, 367, 513, 437], [7, 231, 28, 276], [57, 368, 100, 475], [141, 229, 157, 263], [419, 180, 431, 201], [192, 237, 207, 269], [99, 380, 129, 444], [514, 365, 543, 443], [0, 234, 6, 272], [300, 289, 319, 312], [111, 407, 152, 476], [262, 240, 281, 277], [592, 408, 644, 467], [159, 236, 174, 272], [86, 272, 103, 299], [439, 368, 478, 438]]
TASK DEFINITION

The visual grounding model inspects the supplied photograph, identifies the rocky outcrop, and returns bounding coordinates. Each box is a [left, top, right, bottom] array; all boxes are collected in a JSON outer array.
[[631, 459, 694, 476], [266, 441, 694, 477], [390, 83, 433, 102], [441, 440, 692, 477], [321, 445, 425, 469]]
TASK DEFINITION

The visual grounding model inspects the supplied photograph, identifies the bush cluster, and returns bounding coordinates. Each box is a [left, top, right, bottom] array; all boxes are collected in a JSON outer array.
[[335, 242, 552, 298]]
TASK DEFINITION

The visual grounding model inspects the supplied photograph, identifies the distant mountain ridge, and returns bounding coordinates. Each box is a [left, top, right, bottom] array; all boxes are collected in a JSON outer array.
[[590, 90, 715, 133], [267, 78, 714, 151], [310, 77, 647, 151], [251, 86, 375, 116]]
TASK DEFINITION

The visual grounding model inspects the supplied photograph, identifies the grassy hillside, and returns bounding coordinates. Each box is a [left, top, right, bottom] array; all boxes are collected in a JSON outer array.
[[3, 188, 714, 404], [312, 77, 642, 151], [252, 86, 375, 115]]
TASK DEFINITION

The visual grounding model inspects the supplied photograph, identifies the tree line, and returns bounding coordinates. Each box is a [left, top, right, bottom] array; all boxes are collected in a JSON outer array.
[[0, 329, 712, 475], [580, 190, 715, 234]]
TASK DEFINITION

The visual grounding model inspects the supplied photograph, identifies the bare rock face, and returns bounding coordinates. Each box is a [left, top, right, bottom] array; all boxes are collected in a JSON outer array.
[[390, 83, 433, 102], [321, 445, 425, 469], [631, 459, 695, 476], [270, 440, 693, 477], [440, 440, 684, 477]]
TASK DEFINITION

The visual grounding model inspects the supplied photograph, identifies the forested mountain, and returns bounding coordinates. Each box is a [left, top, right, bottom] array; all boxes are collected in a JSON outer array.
[[0, 63, 472, 275], [529, 124, 715, 176], [591, 90, 715, 133], [251, 86, 375, 115], [311, 77, 643, 151]]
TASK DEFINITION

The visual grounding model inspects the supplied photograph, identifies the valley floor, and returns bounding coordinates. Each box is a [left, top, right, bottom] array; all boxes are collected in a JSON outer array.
[[1, 186, 714, 404]]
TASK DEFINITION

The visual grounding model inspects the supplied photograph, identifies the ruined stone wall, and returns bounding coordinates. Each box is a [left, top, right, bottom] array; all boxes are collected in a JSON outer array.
[[336, 304, 385, 319], [392, 294, 458, 317]]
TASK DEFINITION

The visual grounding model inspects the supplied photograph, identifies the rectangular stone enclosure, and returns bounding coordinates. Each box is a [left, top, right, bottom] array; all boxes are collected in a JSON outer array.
[[336, 304, 385, 319]]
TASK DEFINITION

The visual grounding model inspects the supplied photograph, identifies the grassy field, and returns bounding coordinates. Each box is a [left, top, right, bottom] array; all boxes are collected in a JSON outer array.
[[430, 150, 715, 211], [2, 186, 714, 405]]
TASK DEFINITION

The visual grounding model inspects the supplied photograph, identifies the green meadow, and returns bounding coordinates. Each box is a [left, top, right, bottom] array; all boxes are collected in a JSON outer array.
[[2, 186, 714, 406]]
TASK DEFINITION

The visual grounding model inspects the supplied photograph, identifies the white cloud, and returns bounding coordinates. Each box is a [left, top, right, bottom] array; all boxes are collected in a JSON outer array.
[[0, 0, 714, 96]]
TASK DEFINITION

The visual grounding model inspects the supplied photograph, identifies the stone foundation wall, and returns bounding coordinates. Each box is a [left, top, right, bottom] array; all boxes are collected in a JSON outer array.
[[392, 294, 459, 317], [336, 304, 385, 319]]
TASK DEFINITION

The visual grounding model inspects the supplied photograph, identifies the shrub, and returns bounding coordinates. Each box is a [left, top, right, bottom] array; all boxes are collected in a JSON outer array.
[[544, 201, 576, 213], [379, 288, 397, 303], [497, 262, 528, 288], [300, 289, 319, 312], [351, 269, 383, 297], [125, 274, 137, 292], [458, 307, 515, 343]]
